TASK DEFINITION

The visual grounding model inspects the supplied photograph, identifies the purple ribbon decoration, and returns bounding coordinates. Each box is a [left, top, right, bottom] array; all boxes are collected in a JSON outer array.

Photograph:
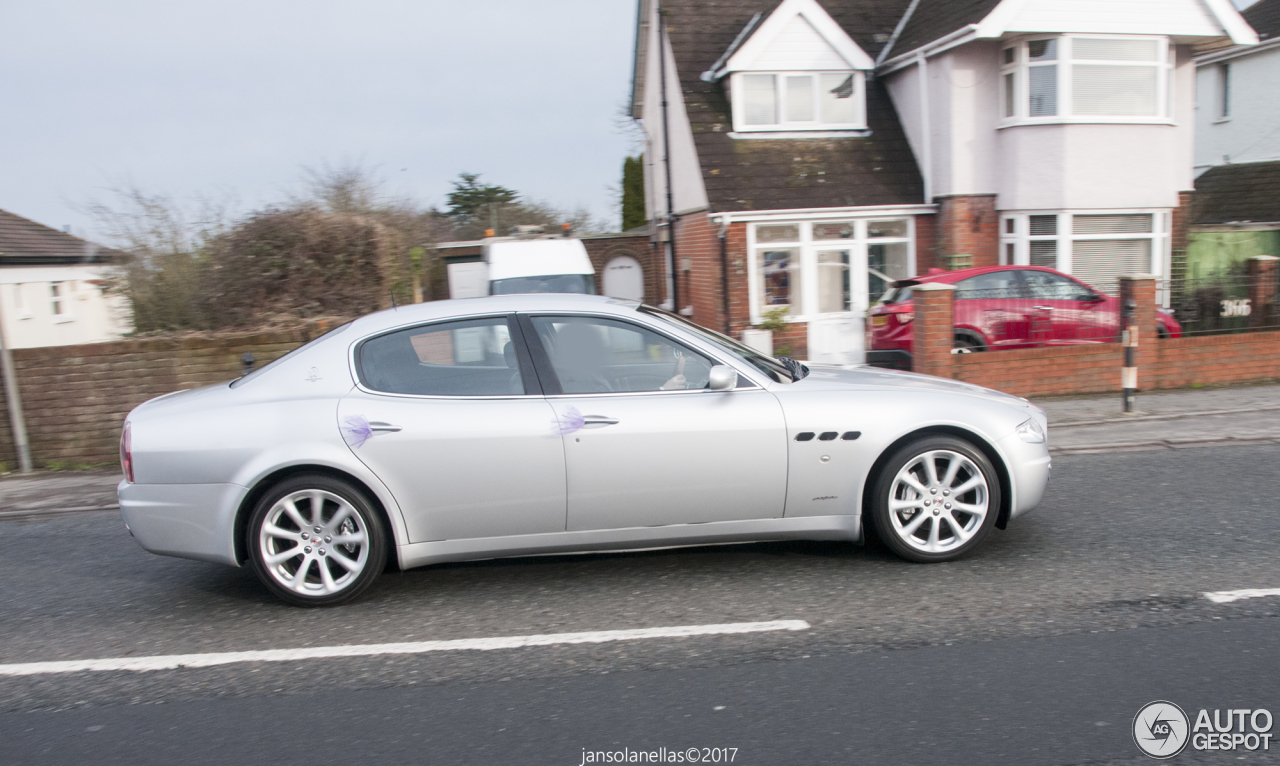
[[553, 406, 585, 436], [341, 415, 374, 449]]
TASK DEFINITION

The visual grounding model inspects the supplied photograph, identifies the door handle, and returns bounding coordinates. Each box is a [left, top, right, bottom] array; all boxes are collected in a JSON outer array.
[[368, 422, 402, 432], [581, 416, 620, 426], [1032, 306, 1053, 311]]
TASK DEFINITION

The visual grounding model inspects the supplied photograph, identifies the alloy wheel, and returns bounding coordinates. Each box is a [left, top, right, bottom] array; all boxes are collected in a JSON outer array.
[[257, 489, 370, 597], [887, 449, 990, 554]]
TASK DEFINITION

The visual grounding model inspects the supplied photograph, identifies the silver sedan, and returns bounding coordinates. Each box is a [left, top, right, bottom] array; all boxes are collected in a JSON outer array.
[[119, 294, 1051, 606]]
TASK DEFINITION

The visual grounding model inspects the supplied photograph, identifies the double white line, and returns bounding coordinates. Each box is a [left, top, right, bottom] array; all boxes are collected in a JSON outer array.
[[0, 620, 810, 677]]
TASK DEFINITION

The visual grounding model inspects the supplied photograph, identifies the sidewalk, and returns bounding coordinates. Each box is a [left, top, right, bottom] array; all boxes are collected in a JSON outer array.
[[1034, 384, 1280, 455]]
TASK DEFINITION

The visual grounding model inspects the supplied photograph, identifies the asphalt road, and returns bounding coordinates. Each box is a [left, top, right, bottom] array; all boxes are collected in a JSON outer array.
[[2, 445, 1279, 765]]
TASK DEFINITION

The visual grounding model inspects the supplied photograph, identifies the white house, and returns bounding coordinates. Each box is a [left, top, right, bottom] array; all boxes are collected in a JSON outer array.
[[631, 0, 1257, 363], [1189, 0, 1280, 278], [0, 209, 130, 348], [1195, 0, 1280, 172]]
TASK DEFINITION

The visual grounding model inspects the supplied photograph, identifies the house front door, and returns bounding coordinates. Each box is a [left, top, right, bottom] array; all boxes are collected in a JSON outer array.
[[807, 248, 866, 364]]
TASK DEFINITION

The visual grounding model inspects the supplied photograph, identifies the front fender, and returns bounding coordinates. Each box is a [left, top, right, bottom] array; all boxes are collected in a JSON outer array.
[[771, 385, 1033, 521]]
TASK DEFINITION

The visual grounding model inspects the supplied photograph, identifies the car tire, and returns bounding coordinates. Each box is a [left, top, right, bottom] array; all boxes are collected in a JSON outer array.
[[870, 435, 1001, 563], [953, 334, 985, 352], [247, 474, 387, 607]]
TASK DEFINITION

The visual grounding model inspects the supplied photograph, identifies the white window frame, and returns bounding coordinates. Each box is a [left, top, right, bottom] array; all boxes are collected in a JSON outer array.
[[730, 70, 867, 133], [746, 217, 915, 324], [1000, 210, 1171, 295], [50, 281, 76, 323], [999, 35, 1174, 127], [1216, 63, 1231, 121]]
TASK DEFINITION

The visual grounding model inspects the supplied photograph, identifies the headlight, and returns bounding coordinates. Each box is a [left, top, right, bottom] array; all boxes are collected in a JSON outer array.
[[1016, 418, 1046, 444]]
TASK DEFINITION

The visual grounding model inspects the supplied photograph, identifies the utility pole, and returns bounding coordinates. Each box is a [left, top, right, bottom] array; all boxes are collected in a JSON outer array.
[[0, 292, 32, 473]]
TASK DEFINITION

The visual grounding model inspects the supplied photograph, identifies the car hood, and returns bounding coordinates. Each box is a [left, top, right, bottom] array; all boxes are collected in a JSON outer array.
[[792, 364, 1039, 413]]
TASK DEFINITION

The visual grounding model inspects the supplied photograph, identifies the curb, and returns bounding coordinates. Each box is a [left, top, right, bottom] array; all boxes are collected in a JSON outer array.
[[1050, 435, 1280, 456], [1052, 404, 1280, 429]]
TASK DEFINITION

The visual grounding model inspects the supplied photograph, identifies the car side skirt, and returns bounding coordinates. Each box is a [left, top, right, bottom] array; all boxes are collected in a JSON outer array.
[[397, 514, 862, 570]]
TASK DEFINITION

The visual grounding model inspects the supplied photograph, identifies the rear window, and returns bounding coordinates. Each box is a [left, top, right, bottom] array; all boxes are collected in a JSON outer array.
[[954, 271, 1023, 300], [880, 286, 913, 304], [356, 317, 524, 396]]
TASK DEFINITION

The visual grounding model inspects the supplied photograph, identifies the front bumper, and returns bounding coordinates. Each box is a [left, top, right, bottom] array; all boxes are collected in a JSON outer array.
[[866, 349, 913, 370], [996, 432, 1051, 522], [118, 481, 247, 566]]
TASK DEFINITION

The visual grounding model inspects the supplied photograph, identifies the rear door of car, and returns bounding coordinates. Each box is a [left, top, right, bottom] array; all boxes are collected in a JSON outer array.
[[521, 312, 788, 531], [338, 314, 568, 543]]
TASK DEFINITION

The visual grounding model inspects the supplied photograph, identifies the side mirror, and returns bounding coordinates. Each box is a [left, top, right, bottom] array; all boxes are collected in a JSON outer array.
[[707, 365, 736, 391]]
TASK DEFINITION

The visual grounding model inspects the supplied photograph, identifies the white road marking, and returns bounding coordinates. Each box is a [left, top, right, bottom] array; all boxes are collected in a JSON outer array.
[[1204, 588, 1280, 604], [0, 620, 810, 677]]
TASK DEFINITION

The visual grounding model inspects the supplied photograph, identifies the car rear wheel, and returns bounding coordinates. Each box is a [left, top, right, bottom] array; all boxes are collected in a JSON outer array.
[[248, 475, 387, 607], [870, 436, 1000, 563], [953, 334, 985, 352]]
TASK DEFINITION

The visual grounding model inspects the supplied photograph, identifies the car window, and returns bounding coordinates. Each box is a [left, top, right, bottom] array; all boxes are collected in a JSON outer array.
[[1021, 270, 1094, 300], [639, 306, 790, 383], [357, 317, 524, 396], [954, 271, 1023, 300], [531, 315, 713, 394]]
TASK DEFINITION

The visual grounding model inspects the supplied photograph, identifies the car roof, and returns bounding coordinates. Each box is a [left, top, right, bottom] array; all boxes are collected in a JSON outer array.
[[347, 293, 644, 336], [905, 264, 1071, 285]]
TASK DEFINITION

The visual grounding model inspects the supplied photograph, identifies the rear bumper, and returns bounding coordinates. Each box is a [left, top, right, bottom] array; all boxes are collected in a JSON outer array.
[[118, 481, 246, 566], [865, 349, 913, 370]]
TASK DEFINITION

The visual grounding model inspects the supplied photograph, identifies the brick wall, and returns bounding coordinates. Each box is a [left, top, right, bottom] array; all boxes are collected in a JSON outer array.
[[0, 322, 337, 469], [674, 215, 809, 357], [936, 195, 998, 269], [912, 272, 1280, 398], [1170, 190, 1194, 283], [914, 213, 940, 273]]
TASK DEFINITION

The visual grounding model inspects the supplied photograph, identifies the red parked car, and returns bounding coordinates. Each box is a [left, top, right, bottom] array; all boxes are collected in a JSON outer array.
[[866, 265, 1182, 370]]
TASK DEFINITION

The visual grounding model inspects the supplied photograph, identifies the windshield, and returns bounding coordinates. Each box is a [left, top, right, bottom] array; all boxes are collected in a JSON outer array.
[[230, 322, 352, 388], [639, 306, 795, 383], [490, 274, 595, 295]]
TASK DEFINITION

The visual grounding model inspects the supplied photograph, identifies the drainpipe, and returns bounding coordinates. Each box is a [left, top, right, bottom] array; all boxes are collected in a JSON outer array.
[[916, 51, 933, 204], [658, 2, 680, 312], [0, 291, 32, 473], [718, 216, 731, 335]]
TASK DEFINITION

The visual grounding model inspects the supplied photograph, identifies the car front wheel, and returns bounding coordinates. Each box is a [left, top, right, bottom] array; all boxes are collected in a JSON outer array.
[[248, 475, 387, 607], [870, 436, 1000, 563]]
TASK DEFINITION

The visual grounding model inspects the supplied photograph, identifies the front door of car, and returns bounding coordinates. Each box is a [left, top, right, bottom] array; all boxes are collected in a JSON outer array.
[[953, 270, 1032, 348], [339, 314, 567, 543], [1018, 270, 1099, 344], [523, 313, 788, 532]]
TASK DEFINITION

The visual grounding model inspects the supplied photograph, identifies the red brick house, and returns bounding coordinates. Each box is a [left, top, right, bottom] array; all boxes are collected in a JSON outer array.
[[631, 0, 1257, 362]]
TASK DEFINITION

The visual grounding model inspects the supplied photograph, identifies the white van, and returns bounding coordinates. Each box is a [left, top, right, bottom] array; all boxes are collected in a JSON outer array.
[[486, 238, 595, 295]]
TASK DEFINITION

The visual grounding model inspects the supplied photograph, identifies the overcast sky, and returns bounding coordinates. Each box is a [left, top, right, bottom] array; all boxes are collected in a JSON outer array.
[[0, 1, 1262, 242], [0, 1, 639, 239]]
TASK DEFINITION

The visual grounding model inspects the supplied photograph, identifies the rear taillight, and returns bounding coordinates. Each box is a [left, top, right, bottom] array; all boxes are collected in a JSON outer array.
[[120, 422, 133, 483]]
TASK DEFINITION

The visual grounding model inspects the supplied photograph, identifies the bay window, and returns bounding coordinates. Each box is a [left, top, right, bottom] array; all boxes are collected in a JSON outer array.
[[1000, 35, 1173, 124], [733, 71, 866, 133], [1000, 211, 1170, 294]]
